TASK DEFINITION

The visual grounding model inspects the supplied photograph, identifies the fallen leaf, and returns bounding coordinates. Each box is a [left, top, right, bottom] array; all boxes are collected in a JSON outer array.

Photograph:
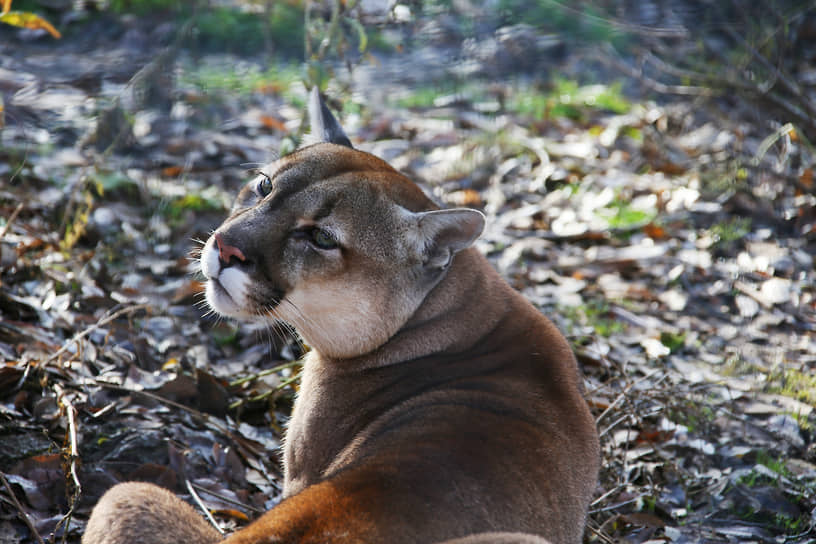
[[259, 115, 287, 132], [801, 168, 813, 189], [212, 508, 250, 522], [642, 222, 667, 239], [0, 10, 61, 38], [641, 338, 670, 358]]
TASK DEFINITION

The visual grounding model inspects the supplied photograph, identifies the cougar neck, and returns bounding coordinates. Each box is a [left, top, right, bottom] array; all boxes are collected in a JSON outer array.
[[316, 248, 514, 371]]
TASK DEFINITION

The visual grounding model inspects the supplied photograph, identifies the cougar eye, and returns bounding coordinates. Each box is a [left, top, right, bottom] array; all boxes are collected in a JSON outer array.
[[310, 228, 339, 250], [257, 174, 273, 197]]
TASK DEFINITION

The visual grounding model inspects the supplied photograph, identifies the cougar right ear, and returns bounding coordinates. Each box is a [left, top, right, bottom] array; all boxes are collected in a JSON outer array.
[[416, 209, 485, 270], [309, 87, 353, 148]]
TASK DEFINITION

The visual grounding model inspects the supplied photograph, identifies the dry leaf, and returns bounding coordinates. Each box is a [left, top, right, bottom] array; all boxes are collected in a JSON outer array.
[[212, 508, 250, 522], [801, 168, 813, 189], [0, 11, 61, 38], [162, 165, 184, 177], [259, 115, 287, 131], [642, 222, 667, 239]]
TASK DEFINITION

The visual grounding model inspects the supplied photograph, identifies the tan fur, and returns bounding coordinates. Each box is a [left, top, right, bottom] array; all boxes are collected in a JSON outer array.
[[83, 482, 222, 544], [84, 107, 599, 544]]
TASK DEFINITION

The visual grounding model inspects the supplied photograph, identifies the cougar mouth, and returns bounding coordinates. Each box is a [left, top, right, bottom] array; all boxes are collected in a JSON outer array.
[[205, 275, 245, 316]]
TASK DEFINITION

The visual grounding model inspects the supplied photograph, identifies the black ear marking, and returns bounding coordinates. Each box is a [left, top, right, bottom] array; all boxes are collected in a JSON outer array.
[[308, 87, 353, 148]]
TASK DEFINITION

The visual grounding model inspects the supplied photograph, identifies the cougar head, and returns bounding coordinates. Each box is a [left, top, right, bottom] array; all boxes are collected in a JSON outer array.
[[200, 88, 484, 359]]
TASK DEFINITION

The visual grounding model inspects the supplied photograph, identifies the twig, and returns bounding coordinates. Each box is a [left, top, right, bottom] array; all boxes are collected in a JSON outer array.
[[229, 360, 302, 387], [590, 482, 627, 508], [0, 202, 23, 242], [43, 303, 149, 367], [0, 471, 46, 544], [595, 369, 662, 424], [229, 371, 302, 410], [56, 386, 82, 491], [89, 381, 266, 459], [53, 384, 82, 543], [190, 482, 264, 514], [601, 44, 716, 97], [544, 0, 689, 38], [92, 381, 218, 425], [598, 412, 631, 439], [722, 24, 816, 119], [752, 123, 795, 167], [588, 494, 648, 515], [185, 479, 225, 535], [585, 522, 616, 544]]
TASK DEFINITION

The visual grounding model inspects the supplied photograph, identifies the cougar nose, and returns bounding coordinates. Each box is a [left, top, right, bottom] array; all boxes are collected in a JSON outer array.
[[214, 233, 246, 267]]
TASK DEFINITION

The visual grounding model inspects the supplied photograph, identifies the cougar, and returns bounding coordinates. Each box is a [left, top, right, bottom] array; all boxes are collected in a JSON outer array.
[[83, 89, 599, 544]]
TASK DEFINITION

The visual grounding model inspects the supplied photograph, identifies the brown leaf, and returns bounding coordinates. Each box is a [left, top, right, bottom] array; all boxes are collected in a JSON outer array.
[[642, 222, 667, 239], [447, 189, 483, 207], [801, 168, 813, 189], [172, 279, 205, 304], [162, 165, 184, 177], [0, 364, 23, 394], [259, 115, 287, 132]]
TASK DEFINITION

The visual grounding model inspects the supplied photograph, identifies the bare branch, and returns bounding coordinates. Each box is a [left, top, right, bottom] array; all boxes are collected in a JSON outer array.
[[0, 472, 46, 544]]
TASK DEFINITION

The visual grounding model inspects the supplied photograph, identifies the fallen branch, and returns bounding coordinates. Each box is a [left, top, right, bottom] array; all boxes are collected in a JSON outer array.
[[190, 482, 264, 514], [185, 479, 225, 536], [0, 471, 46, 544], [0, 202, 23, 242], [43, 303, 150, 367]]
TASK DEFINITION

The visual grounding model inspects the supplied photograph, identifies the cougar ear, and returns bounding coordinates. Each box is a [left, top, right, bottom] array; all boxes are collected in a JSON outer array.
[[309, 86, 353, 148], [416, 209, 485, 270]]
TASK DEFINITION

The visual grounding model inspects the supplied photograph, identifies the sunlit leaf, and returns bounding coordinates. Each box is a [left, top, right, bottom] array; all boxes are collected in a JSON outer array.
[[259, 114, 287, 132], [212, 508, 249, 521], [0, 10, 61, 38]]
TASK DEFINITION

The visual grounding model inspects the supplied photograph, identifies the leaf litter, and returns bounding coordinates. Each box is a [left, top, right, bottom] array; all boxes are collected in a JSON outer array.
[[0, 6, 815, 544]]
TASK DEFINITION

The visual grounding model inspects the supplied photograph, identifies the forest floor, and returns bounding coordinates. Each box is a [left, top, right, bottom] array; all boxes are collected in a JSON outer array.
[[0, 7, 815, 544]]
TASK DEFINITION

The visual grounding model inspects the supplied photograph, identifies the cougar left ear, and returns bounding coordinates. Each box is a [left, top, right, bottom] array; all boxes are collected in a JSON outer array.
[[417, 209, 485, 270], [308, 86, 353, 148]]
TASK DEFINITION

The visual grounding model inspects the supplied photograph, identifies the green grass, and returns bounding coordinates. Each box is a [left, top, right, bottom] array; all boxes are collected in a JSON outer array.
[[494, 0, 626, 46], [667, 402, 716, 434], [708, 217, 751, 248], [106, 1, 304, 56], [561, 300, 626, 339], [508, 79, 630, 121], [660, 331, 687, 354], [393, 81, 487, 110], [394, 78, 631, 124], [767, 368, 816, 406], [699, 160, 749, 196], [595, 194, 657, 230], [193, 4, 304, 56], [180, 61, 302, 98]]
